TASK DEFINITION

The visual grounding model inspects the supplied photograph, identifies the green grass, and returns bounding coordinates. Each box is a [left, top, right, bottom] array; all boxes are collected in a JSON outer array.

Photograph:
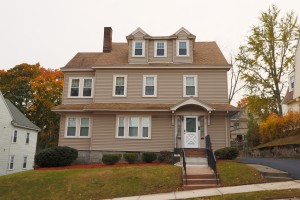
[[217, 161, 263, 186], [253, 134, 300, 149], [0, 165, 181, 200]]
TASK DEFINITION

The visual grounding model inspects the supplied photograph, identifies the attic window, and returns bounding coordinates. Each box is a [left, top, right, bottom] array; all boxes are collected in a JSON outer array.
[[177, 40, 189, 56], [133, 40, 145, 57], [155, 41, 167, 57]]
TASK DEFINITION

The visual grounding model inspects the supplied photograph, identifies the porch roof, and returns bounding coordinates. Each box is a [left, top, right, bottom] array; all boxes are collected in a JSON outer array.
[[52, 102, 238, 112]]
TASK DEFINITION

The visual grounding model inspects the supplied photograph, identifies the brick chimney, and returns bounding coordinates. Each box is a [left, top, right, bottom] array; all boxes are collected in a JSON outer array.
[[103, 27, 112, 53]]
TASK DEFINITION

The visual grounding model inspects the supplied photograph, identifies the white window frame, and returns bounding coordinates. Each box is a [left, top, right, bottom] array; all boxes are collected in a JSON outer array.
[[65, 116, 91, 138], [68, 77, 94, 98], [183, 75, 198, 97], [290, 75, 295, 91], [12, 130, 17, 143], [8, 155, 14, 170], [23, 156, 28, 169], [176, 40, 189, 56], [143, 75, 157, 97], [132, 40, 145, 57], [115, 116, 151, 139], [154, 41, 167, 57], [113, 75, 127, 97], [26, 132, 30, 144]]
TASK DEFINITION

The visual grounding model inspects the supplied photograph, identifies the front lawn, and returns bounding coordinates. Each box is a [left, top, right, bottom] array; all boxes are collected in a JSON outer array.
[[217, 161, 263, 186], [0, 165, 181, 200]]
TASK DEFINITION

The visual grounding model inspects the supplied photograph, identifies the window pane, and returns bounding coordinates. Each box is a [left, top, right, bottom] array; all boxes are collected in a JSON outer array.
[[119, 117, 124, 126], [71, 79, 79, 87], [115, 86, 124, 95], [157, 49, 164, 56], [142, 127, 148, 137], [135, 42, 142, 49], [23, 157, 27, 169], [80, 127, 89, 136], [186, 86, 195, 95], [83, 88, 91, 96], [68, 118, 76, 127], [157, 42, 164, 49], [145, 86, 154, 95], [135, 49, 142, 55], [70, 88, 79, 96], [118, 117, 124, 137], [179, 42, 186, 48], [186, 77, 194, 86], [129, 117, 138, 137], [81, 118, 89, 127], [142, 118, 149, 138], [118, 127, 124, 136], [67, 118, 76, 136], [84, 79, 92, 87], [186, 118, 196, 132], [146, 77, 154, 86], [129, 127, 138, 137], [116, 77, 124, 86], [67, 127, 76, 136]]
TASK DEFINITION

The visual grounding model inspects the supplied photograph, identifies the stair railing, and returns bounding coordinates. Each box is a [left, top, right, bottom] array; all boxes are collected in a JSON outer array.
[[205, 135, 219, 185], [182, 148, 187, 185]]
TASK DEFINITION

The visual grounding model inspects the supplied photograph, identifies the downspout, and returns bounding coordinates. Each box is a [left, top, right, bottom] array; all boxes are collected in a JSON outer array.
[[225, 111, 229, 147]]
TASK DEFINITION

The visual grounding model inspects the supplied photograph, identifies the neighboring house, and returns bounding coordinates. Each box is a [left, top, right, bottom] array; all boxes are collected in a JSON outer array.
[[0, 91, 40, 176], [230, 108, 248, 146], [282, 40, 300, 114], [53, 27, 238, 163]]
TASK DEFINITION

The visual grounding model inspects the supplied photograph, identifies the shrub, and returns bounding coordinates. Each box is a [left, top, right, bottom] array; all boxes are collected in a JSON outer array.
[[102, 154, 121, 165], [214, 147, 239, 160], [158, 151, 173, 163], [124, 153, 138, 164], [142, 152, 157, 163], [35, 146, 78, 167]]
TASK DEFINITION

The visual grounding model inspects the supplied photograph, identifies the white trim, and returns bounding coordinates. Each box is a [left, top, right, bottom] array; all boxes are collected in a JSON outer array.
[[130, 27, 148, 36], [170, 98, 215, 111], [143, 75, 157, 97], [64, 116, 91, 138], [68, 77, 94, 98], [154, 41, 167, 57], [11, 130, 17, 143], [132, 40, 145, 57], [115, 115, 151, 139], [183, 116, 199, 148], [113, 75, 127, 97], [176, 40, 189, 56], [174, 27, 192, 35], [183, 75, 198, 97], [92, 65, 232, 69]]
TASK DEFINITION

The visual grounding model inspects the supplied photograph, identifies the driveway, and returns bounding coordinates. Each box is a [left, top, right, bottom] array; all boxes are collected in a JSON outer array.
[[237, 157, 300, 179]]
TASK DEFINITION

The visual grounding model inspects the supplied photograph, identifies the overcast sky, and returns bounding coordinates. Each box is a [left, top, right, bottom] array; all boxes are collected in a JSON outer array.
[[0, 0, 299, 71]]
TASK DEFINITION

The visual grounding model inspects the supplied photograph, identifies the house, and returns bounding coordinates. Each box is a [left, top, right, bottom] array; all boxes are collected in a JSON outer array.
[[0, 91, 40, 176], [53, 27, 238, 163], [230, 108, 248, 147], [282, 40, 300, 114]]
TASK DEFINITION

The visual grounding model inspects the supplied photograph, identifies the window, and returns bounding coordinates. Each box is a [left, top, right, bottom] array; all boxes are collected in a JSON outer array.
[[69, 78, 93, 98], [290, 75, 295, 90], [26, 133, 30, 144], [155, 41, 167, 57], [65, 117, 91, 138], [8, 156, 14, 170], [116, 116, 151, 139], [183, 75, 198, 97], [234, 122, 239, 130], [143, 75, 157, 97], [113, 75, 127, 97], [177, 40, 189, 56], [132, 40, 145, 57], [23, 156, 27, 169], [12, 130, 17, 143]]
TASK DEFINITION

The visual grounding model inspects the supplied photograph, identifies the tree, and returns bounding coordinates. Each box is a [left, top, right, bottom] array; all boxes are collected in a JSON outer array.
[[0, 64, 63, 150], [228, 57, 244, 104], [246, 113, 260, 147], [236, 5, 300, 116]]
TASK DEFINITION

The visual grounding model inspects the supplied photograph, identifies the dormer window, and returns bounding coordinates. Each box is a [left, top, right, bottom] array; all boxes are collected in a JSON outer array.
[[177, 40, 189, 56], [290, 75, 295, 91], [133, 40, 145, 57], [155, 41, 167, 57]]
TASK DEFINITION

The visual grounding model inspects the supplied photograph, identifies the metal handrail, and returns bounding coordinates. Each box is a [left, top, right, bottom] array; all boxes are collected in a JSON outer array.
[[205, 135, 219, 185], [182, 148, 187, 185]]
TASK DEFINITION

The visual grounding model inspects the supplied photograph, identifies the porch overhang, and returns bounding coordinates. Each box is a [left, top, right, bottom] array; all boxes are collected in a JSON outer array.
[[170, 98, 215, 112]]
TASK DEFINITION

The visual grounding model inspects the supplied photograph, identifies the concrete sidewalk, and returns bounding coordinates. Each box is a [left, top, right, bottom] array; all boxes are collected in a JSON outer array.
[[107, 180, 300, 200]]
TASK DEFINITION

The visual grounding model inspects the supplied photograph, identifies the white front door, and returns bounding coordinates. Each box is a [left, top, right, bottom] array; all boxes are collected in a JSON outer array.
[[183, 116, 199, 148]]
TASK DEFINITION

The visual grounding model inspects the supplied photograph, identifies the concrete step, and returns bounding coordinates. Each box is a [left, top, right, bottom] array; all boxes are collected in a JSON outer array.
[[264, 176, 293, 182], [183, 178, 218, 185], [183, 174, 216, 179], [181, 157, 208, 165], [183, 184, 219, 190]]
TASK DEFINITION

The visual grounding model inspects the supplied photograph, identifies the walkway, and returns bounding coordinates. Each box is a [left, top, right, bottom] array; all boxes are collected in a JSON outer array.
[[238, 157, 300, 179], [107, 180, 300, 200]]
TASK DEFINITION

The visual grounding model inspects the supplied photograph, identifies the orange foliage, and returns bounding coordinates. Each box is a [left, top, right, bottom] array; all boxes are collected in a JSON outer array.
[[259, 111, 300, 144]]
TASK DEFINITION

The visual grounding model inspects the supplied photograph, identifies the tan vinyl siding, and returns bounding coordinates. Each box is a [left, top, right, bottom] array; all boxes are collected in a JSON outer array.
[[94, 69, 228, 103], [207, 114, 227, 150], [58, 114, 91, 150], [90, 113, 174, 152], [62, 72, 95, 104]]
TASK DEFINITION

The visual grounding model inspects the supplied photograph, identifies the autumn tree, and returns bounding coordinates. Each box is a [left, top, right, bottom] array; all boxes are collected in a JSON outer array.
[[0, 63, 63, 150], [236, 5, 300, 116]]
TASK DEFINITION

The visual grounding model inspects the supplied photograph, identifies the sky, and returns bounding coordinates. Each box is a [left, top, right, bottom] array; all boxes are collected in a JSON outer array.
[[0, 0, 299, 104]]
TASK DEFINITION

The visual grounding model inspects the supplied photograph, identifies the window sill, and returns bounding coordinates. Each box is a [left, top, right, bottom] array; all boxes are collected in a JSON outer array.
[[7, 169, 14, 171], [142, 95, 157, 98], [67, 96, 93, 99], [115, 137, 151, 140], [64, 136, 91, 139]]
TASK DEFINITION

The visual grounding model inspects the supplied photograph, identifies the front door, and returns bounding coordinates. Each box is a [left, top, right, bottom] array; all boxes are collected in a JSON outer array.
[[183, 116, 199, 148]]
